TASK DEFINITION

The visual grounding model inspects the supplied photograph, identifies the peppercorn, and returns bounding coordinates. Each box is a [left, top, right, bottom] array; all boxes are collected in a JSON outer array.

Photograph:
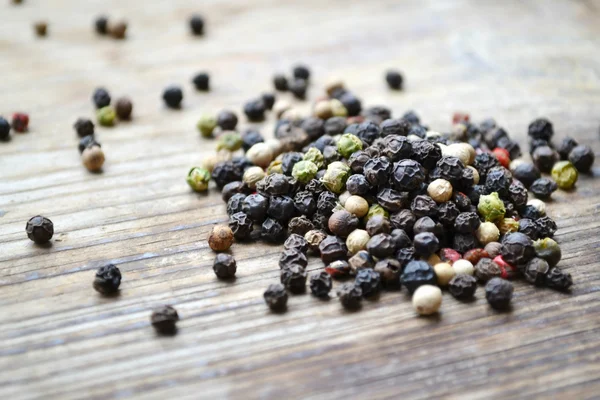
[[315, 192, 337, 218], [568, 145, 595, 173], [475, 222, 500, 246], [261, 218, 284, 242], [438, 248, 460, 264], [400, 260, 436, 294], [533, 237, 561, 268], [243, 98, 266, 122], [335, 133, 361, 159], [289, 79, 308, 99], [532, 146, 559, 173], [95, 15, 109, 34], [148, 305, 179, 335], [391, 159, 425, 191], [473, 257, 501, 282], [462, 248, 488, 266], [226, 193, 246, 216], [337, 282, 363, 309], [72, 118, 94, 138], [109, 21, 127, 39], [501, 232, 535, 266], [92, 88, 111, 109], [191, 72, 210, 91], [273, 74, 289, 92], [427, 179, 453, 203], [339, 230, 367, 256], [453, 233, 479, 254], [96, 106, 116, 127], [483, 167, 511, 197], [451, 259, 473, 277], [26, 215, 54, 244], [354, 268, 381, 297], [208, 225, 234, 252], [371, 259, 400, 289], [0, 116, 10, 141], [412, 232, 439, 256], [485, 278, 513, 310], [189, 14, 205, 35], [279, 248, 308, 270], [287, 216, 312, 237], [326, 210, 357, 238], [93, 264, 122, 295], [521, 257, 549, 286], [388, 210, 415, 235], [494, 255, 517, 279], [280, 265, 307, 294], [478, 192, 505, 222], [454, 212, 480, 233], [433, 262, 455, 287], [412, 285, 442, 316], [186, 166, 211, 192], [320, 162, 350, 194], [448, 274, 477, 300], [517, 218, 539, 240], [545, 268, 573, 291], [82, 145, 105, 172], [483, 242, 502, 260], [529, 177, 557, 200], [306, 271, 333, 298], [319, 235, 348, 264], [411, 195, 437, 218], [266, 195, 295, 222], [303, 229, 326, 254], [115, 97, 133, 120], [161, 85, 183, 109], [411, 217, 439, 237], [33, 21, 48, 37], [551, 161, 578, 189], [385, 70, 403, 90], [264, 283, 288, 312], [556, 137, 577, 160], [528, 117, 553, 141], [288, 160, 316, 184], [78, 135, 100, 154], [537, 216, 558, 238]]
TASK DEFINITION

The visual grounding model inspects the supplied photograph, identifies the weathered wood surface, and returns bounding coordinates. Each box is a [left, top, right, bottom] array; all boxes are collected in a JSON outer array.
[[1, 0, 600, 398]]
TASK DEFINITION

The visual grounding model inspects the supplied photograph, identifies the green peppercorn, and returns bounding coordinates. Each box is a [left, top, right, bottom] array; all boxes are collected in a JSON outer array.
[[551, 161, 578, 190], [477, 192, 505, 222], [364, 204, 389, 223], [337, 133, 363, 158], [303, 147, 324, 169], [266, 160, 283, 175], [533, 237, 562, 267], [216, 132, 242, 151], [292, 160, 318, 183], [96, 106, 116, 126], [320, 162, 350, 194], [186, 167, 211, 192], [496, 217, 519, 235], [197, 114, 217, 138]]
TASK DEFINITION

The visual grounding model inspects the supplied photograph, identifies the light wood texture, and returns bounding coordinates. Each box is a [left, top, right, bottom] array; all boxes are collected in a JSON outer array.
[[1, 0, 600, 399]]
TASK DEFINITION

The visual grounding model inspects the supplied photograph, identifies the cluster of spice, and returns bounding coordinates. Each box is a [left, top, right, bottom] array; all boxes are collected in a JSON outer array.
[[0, 113, 30, 142], [188, 72, 593, 315]]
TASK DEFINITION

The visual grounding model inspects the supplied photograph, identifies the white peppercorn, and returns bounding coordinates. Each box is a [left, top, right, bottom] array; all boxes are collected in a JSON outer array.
[[467, 166, 480, 185], [475, 221, 500, 245], [412, 285, 442, 316], [527, 199, 546, 215], [246, 143, 274, 168], [433, 263, 456, 287], [339, 190, 351, 206], [346, 229, 370, 254], [273, 100, 291, 119], [314, 100, 333, 120], [427, 179, 453, 203], [442, 143, 473, 165], [243, 166, 266, 189], [452, 259, 474, 276], [345, 195, 369, 218]]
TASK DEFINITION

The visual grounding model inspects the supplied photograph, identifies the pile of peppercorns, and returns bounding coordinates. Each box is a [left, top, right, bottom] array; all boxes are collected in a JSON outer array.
[[0, 113, 30, 142], [191, 70, 592, 316]]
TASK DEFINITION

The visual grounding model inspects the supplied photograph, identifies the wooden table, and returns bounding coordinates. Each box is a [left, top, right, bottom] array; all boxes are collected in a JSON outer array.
[[1, 0, 599, 398]]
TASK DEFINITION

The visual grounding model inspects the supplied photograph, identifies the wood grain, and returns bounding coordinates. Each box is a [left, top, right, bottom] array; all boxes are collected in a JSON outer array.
[[1, 0, 600, 399]]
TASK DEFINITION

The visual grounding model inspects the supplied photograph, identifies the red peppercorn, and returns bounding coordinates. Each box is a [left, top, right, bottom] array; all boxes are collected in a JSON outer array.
[[492, 148, 511, 168], [493, 255, 518, 279], [346, 116, 365, 125], [440, 248, 461, 264], [463, 248, 490, 265], [12, 112, 29, 133], [452, 112, 470, 124]]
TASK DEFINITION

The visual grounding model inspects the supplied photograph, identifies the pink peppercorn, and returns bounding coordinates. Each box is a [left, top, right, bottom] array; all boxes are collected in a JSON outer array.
[[493, 255, 518, 280], [463, 248, 490, 265], [492, 148, 511, 168], [440, 248, 461, 264], [12, 112, 29, 132], [452, 112, 470, 124]]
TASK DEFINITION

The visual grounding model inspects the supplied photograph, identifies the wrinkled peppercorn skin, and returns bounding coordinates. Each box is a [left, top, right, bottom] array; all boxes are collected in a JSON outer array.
[[485, 278, 513, 310], [310, 271, 333, 297], [26, 215, 54, 244], [93, 264, 122, 295], [151, 305, 179, 335], [449, 274, 477, 300], [264, 283, 288, 311], [400, 260, 437, 294]]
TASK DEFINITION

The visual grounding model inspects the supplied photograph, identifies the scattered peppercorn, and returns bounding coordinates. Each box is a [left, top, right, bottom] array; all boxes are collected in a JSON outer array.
[[281, 265, 307, 293], [309, 271, 332, 298], [189, 15, 205, 35], [74, 118, 94, 138], [34, 21, 48, 37], [109, 21, 127, 39], [115, 97, 133, 120], [82, 145, 105, 172], [187, 167, 211, 192], [264, 283, 288, 311], [78, 135, 100, 154], [96, 106, 116, 127], [208, 225, 234, 252], [148, 305, 180, 336], [485, 278, 513, 310], [26, 215, 54, 244], [192, 72, 210, 91], [337, 282, 363, 309], [545, 268, 573, 291], [530, 177, 558, 199], [551, 161, 578, 190], [213, 253, 237, 279], [93, 264, 122, 295], [385, 70, 403, 90], [568, 145, 595, 173], [0, 116, 10, 141], [92, 88, 111, 109], [162, 86, 183, 109], [95, 15, 109, 35], [289, 79, 308, 100]]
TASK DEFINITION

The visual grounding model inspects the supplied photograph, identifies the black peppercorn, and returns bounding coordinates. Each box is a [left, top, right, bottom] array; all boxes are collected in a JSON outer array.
[[412, 216, 440, 236], [536, 216, 557, 238], [354, 121, 380, 145], [347, 151, 369, 174], [431, 156, 465, 186], [284, 234, 309, 254], [221, 181, 248, 202], [507, 181, 528, 207], [530, 177, 558, 199], [0, 116, 11, 141], [337, 282, 363, 309], [26, 215, 54, 244], [312, 212, 329, 231], [453, 233, 479, 254], [292, 191, 316, 217], [448, 274, 478, 300], [261, 218, 285, 242], [528, 118, 554, 141], [273, 74, 288, 91], [545, 268, 573, 291], [524, 257, 550, 286], [354, 268, 381, 297], [289, 79, 308, 100], [189, 14, 205, 35], [473, 152, 500, 181], [391, 159, 425, 191], [485, 277, 513, 310], [212, 161, 243, 189], [92, 88, 111, 109], [95, 15, 109, 34], [520, 205, 541, 220], [309, 271, 332, 297], [151, 305, 179, 335], [93, 264, 121, 295], [390, 209, 416, 234], [317, 191, 338, 217], [413, 232, 439, 256], [365, 215, 391, 236], [518, 218, 539, 240], [217, 110, 238, 130], [264, 283, 288, 311], [260, 93, 275, 110], [381, 119, 410, 137], [192, 72, 210, 91], [568, 145, 595, 173], [213, 253, 237, 279], [484, 166, 512, 197], [375, 188, 407, 213], [366, 233, 396, 259], [162, 86, 183, 109], [267, 195, 296, 222], [280, 265, 307, 294], [292, 64, 310, 80], [391, 229, 412, 250], [324, 117, 346, 136], [73, 118, 94, 138], [385, 70, 403, 90], [241, 130, 264, 152], [78, 135, 100, 154], [244, 99, 266, 122], [340, 93, 362, 117], [531, 146, 558, 173], [226, 193, 247, 216], [374, 258, 401, 289], [400, 260, 436, 294], [557, 137, 578, 160], [512, 162, 541, 188], [496, 137, 522, 160], [453, 192, 472, 211], [411, 195, 437, 218], [319, 235, 348, 264], [279, 248, 308, 269], [229, 212, 253, 240], [474, 258, 502, 282], [437, 202, 460, 227], [346, 174, 372, 197], [395, 246, 416, 268], [288, 215, 315, 236], [454, 212, 481, 233], [501, 232, 535, 266], [300, 118, 324, 141]]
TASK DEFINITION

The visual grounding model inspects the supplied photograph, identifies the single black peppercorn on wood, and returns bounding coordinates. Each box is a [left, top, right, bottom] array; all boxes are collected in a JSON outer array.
[[354, 268, 382, 297], [73, 118, 94, 138], [310, 271, 332, 297], [26, 215, 54, 244], [162, 86, 183, 109], [0, 116, 11, 141], [264, 283, 288, 311], [337, 282, 362, 309], [192, 72, 210, 91], [213, 253, 237, 279], [385, 70, 403, 90], [448, 274, 477, 300], [151, 305, 179, 335], [189, 15, 205, 35], [93, 264, 122, 295], [92, 88, 111, 109], [485, 278, 513, 310], [280, 265, 307, 294]]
